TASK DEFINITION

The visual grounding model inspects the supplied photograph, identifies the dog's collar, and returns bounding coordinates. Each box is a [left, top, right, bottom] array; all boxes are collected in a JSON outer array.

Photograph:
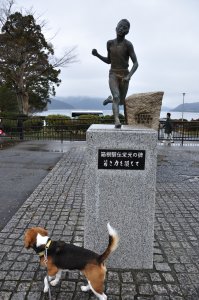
[[33, 238, 52, 257], [45, 239, 52, 249]]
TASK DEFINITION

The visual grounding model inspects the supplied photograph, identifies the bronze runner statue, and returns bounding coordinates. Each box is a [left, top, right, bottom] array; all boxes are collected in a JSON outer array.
[[92, 19, 138, 128]]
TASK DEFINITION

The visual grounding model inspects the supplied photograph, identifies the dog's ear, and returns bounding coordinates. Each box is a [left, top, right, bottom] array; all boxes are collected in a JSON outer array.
[[24, 228, 35, 249]]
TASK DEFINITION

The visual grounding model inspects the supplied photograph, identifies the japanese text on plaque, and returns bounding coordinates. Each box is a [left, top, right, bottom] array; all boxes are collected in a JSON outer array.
[[98, 149, 145, 170]]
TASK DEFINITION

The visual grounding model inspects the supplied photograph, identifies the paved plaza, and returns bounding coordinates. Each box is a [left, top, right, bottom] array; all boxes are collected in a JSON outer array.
[[0, 142, 199, 300]]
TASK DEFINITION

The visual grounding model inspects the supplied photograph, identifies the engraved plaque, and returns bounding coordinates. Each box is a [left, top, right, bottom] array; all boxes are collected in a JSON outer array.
[[135, 113, 153, 125], [98, 149, 145, 170]]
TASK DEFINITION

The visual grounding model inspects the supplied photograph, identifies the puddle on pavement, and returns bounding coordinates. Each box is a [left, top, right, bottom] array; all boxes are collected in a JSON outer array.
[[19, 145, 67, 153], [23, 146, 49, 152]]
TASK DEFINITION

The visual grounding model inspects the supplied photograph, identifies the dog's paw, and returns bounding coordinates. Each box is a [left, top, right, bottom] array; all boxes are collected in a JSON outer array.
[[44, 286, 49, 293], [50, 279, 59, 287], [103, 294, 107, 300], [81, 285, 90, 292]]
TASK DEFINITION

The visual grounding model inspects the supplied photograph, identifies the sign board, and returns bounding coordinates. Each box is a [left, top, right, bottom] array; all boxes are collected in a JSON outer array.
[[98, 149, 145, 170]]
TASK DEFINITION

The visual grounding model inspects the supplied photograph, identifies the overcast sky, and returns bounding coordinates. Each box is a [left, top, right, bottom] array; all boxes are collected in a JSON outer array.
[[14, 0, 199, 108]]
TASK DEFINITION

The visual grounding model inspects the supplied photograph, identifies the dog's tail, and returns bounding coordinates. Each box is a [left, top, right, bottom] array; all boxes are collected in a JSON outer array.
[[98, 223, 119, 263]]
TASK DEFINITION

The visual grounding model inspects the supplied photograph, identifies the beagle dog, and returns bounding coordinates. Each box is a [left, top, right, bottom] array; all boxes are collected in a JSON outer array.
[[24, 223, 119, 300]]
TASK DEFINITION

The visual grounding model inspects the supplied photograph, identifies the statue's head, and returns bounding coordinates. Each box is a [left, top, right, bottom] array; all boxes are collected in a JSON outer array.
[[116, 19, 130, 37]]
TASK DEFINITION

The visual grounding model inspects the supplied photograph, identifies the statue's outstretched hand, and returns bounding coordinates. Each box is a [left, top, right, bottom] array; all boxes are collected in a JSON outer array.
[[92, 49, 98, 56]]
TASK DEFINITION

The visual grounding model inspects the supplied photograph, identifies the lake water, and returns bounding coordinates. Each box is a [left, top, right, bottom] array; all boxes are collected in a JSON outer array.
[[35, 109, 199, 121]]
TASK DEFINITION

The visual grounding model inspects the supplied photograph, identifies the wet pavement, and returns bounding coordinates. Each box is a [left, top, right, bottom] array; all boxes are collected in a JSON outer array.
[[0, 141, 199, 299], [0, 141, 82, 230]]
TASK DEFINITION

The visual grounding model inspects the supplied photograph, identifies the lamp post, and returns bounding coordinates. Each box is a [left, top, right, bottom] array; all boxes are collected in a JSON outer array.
[[182, 92, 186, 122], [181, 92, 186, 146]]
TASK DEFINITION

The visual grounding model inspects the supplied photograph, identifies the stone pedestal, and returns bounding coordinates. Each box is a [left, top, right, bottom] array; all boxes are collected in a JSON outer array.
[[84, 125, 157, 269]]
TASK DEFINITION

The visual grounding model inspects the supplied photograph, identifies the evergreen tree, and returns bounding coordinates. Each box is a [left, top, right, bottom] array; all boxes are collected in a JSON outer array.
[[0, 11, 74, 114], [0, 85, 18, 113]]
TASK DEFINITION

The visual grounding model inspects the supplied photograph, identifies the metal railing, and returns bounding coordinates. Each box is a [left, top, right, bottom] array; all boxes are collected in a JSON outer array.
[[0, 115, 199, 144], [0, 115, 117, 142], [158, 120, 199, 145]]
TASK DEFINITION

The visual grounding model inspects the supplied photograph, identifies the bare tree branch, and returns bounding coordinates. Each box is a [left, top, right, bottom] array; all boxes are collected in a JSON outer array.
[[0, 0, 15, 27], [50, 46, 78, 68]]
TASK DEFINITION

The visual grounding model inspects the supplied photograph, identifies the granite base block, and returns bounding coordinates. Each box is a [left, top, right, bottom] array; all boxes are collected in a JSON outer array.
[[84, 125, 157, 269]]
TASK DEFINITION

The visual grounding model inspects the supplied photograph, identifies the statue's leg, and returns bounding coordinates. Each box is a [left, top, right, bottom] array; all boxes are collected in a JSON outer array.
[[109, 73, 121, 128], [112, 97, 121, 128], [119, 78, 129, 124]]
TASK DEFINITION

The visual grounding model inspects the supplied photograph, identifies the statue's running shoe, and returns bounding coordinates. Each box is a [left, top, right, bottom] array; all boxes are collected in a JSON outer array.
[[103, 95, 113, 106]]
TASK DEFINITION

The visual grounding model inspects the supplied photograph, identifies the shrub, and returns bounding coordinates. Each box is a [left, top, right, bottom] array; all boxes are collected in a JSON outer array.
[[23, 117, 44, 132], [45, 115, 71, 132], [102, 114, 114, 124], [102, 113, 125, 124], [78, 114, 101, 123], [0, 117, 18, 133], [71, 114, 102, 132]]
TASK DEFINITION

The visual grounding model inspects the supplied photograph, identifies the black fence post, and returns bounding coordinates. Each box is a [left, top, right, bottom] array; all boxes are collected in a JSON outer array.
[[17, 114, 24, 140], [158, 122, 161, 140], [181, 121, 184, 146], [61, 129, 63, 143]]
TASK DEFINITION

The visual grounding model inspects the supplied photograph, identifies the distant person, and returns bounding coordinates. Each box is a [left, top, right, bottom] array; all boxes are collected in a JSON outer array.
[[163, 112, 173, 143], [92, 19, 138, 128]]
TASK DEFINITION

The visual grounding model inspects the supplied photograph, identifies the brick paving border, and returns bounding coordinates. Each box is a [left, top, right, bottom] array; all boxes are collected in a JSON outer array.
[[0, 144, 199, 300]]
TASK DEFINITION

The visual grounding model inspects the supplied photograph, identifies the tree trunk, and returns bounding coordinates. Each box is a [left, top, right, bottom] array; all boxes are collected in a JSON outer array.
[[15, 60, 29, 115], [16, 93, 23, 114], [16, 91, 29, 115], [23, 91, 29, 115]]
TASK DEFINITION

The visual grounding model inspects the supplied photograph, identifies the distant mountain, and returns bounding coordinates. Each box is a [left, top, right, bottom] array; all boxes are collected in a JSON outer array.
[[48, 99, 74, 109], [48, 97, 199, 113], [161, 106, 172, 112], [49, 96, 105, 110], [172, 102, 199, 112]]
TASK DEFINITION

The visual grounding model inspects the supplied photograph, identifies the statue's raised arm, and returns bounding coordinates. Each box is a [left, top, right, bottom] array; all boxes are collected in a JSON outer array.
[[92, 48, 111, 64]]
